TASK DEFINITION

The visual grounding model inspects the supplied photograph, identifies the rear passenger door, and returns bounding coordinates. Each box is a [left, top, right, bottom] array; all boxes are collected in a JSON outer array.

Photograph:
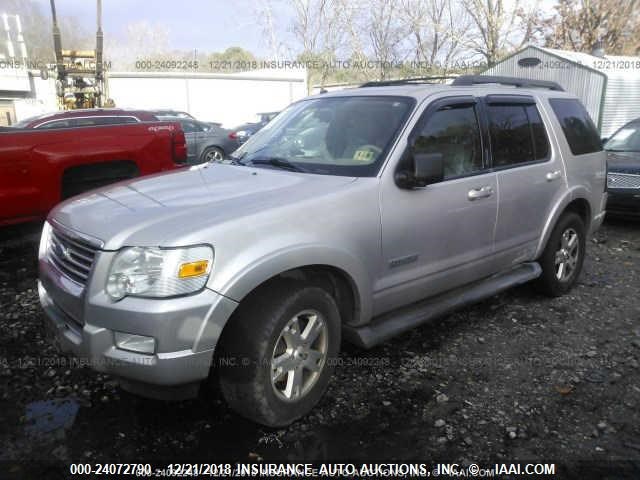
[[483, 95, 565, 270]]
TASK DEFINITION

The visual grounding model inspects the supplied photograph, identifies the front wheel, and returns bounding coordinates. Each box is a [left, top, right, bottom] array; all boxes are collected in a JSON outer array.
[[535, 212, 586, 297], [217, 282, 341, 426]]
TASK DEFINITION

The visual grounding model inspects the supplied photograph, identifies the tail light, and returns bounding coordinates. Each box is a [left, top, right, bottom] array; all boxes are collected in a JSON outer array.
[[228, 131, 237, 140], [172, 130, 187, 164]]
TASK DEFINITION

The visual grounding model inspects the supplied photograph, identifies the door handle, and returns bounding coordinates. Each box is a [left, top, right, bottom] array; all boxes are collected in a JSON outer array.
[[468, 186, 493, 200], [546, 170, 562, 181]]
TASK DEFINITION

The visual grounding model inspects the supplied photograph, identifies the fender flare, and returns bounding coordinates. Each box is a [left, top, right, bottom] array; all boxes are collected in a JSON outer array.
[[534, 186, 592, 258], [214, 244, 372, 324]]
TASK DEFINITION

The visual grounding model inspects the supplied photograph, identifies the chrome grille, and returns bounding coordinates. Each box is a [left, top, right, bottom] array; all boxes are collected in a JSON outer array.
[[48, 227, 99, 285], [608, 172, 640, 189]]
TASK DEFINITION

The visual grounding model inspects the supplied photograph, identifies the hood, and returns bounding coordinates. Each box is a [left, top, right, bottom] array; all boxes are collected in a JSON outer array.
[[606, 151, 640, 174], [50, 163, 356, 249]]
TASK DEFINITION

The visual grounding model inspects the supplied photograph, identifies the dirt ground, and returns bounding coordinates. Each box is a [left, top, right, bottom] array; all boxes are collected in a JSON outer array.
[[0, 218, 639, 479]]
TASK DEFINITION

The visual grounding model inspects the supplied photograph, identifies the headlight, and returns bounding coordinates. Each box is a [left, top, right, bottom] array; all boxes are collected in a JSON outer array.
[[106, 245, 213, 301], [39, 221, 52, 260]]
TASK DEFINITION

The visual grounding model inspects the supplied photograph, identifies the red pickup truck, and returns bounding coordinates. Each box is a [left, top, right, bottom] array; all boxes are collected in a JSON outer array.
[[0, 122, 187, 226]]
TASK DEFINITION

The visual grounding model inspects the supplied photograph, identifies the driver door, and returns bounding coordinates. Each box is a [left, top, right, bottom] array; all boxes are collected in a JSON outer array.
[[375, 96, 498, 315]]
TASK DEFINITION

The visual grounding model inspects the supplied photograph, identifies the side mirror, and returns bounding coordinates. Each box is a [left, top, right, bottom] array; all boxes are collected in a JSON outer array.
[[601, 137, 609, 144], [396, 152, 444, 188]]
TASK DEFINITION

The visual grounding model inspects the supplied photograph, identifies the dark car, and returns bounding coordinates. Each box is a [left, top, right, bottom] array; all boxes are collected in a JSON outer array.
[[605, 119, 640, 216], [228, 111, 281, 146], [148, 110, 224, 128], [157, 116, 238, 164], [13, 109, 159, 129], [147, 109, 195, 119]]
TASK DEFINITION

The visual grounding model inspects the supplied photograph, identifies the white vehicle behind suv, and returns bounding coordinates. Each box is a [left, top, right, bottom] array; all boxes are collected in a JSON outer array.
[[39, 76, 607, 426]]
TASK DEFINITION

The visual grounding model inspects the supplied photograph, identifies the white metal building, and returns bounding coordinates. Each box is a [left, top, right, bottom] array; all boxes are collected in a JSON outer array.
[[106, 68, 308, 128], [483, 45, 640, 137], [0, 68, 57, 125]]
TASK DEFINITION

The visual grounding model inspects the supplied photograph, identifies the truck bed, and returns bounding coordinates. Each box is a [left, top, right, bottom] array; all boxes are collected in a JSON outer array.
[[0, 122, 186, 226]]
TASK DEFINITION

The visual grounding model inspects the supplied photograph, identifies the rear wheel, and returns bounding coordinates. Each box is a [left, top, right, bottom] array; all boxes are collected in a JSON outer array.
[[535, 212, 586, 296], [217, 282, 340, 426], [201, 146, 224, 163]]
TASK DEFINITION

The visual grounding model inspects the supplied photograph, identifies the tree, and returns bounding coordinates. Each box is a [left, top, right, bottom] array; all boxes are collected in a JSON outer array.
[[460, 0, 542, 66], [207, 47, 257, 72], [400, 0, 470, 71], [545, 0, 640, 55], [105, 20, 171, 69], [291, 0, 347, 85], [365, 0, 407, 79], [254, 0, 287, 60]]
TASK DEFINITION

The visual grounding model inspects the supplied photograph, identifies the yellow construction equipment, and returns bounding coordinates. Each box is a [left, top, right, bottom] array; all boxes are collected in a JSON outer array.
[[50, 0, 105, 109]]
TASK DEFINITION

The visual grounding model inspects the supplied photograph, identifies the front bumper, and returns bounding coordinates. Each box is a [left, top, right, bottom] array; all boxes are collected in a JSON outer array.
[[38, 275, 238, 394], [606, 189, 640, 216]]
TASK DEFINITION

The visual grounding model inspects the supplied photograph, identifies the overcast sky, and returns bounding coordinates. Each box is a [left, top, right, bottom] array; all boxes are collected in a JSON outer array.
[[30, 0, 295, 56]]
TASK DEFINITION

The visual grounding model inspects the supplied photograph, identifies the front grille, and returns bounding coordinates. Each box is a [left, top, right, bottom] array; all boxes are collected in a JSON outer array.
[[607, 172, 640, 189], [48, 227, 99, 286]]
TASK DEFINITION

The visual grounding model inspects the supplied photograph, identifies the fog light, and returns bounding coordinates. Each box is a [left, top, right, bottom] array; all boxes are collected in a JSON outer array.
[[114, 332, 156, 354]]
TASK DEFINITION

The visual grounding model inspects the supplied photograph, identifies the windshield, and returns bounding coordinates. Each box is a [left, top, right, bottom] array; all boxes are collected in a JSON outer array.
[[230, 96, 414, 176], [605, 123, 640, 152]]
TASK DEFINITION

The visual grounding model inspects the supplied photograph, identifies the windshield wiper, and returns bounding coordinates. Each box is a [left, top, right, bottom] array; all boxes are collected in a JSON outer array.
[[248, 157, 308, 172], [224, 154, 244, 165]]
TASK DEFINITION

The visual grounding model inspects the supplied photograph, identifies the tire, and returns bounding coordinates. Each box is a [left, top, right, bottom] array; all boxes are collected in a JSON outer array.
[[217, 281, 341, 427], [535, 212, 586, 297], [201, 146, 224, 163]]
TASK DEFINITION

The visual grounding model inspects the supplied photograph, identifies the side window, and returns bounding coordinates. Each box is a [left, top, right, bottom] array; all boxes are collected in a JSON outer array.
[[549, 98, 602, 155], [88, 116, 138, 126], [180, 120, 201, 133], [37, 120, 71, 129], [72, 117, 132, 127], [526, 104, 550, 160], [487, 103, 550, 167], [487, 104, 535, 167], [71, 118, 99, 127], [414, 104, 483, 179]]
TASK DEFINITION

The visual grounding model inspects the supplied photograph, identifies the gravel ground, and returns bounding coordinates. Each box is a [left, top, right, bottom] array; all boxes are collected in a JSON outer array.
[[0, 219, 639, 478]]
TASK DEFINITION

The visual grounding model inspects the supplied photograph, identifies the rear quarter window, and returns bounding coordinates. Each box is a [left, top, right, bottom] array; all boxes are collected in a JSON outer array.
[[549, 98, 602, 155]]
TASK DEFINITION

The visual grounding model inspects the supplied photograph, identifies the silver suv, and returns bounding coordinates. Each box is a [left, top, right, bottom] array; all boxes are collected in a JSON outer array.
[[39, 76, 607, 426]]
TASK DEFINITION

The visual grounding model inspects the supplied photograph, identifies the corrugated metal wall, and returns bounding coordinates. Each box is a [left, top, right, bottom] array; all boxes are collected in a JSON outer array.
[[600, 72, 640, 137], [484, 46, 640, 136], [483, 46, 606, 128]]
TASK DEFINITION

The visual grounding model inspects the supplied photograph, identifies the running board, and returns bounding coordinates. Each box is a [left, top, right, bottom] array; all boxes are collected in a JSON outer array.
[[343, 262, 542, 349]]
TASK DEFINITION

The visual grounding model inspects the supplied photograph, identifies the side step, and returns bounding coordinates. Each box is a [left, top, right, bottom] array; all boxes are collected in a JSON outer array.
[[343, 262, 541, 349]]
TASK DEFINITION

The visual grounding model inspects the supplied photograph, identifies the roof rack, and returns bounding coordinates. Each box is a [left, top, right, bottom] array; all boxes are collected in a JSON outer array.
[[452, 75, 564, 91], [359, 76, 456, 88]]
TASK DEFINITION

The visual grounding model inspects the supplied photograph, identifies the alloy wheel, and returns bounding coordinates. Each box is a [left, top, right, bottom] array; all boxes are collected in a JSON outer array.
[[270, 309, 328, 402], [555, 227, 580, 282]]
